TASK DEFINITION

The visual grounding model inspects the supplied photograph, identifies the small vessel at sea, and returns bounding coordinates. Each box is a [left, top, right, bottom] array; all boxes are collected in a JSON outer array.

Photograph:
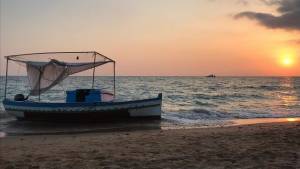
[[206, 74, 216, 78], [2, 52, 162, 121]]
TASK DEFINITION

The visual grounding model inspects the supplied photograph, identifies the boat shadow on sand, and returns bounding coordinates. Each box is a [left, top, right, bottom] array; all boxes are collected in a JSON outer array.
[[0, 114, 162, 136]]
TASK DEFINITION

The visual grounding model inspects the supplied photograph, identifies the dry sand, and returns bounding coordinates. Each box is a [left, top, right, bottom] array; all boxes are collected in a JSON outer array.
[[0, 122, 299, 169]]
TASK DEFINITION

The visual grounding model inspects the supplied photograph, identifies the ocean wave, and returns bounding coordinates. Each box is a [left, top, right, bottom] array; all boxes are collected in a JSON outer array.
[[165, 108, 231, 120], [194, 100, 216, 107], [163, 109, 300, 125], [193, 93, 265, 101], [191, 109, 229, 118], [259, 85, 280, 91], [229, 85, 294, 91]]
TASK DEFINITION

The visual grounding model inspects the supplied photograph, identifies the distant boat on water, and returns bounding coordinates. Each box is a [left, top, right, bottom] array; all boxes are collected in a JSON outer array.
[[206, 74, 216, 78]]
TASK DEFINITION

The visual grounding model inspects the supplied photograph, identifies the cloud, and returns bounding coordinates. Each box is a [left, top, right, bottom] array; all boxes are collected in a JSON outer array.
[[260, 0, 281, 6], [234, 0, 300, 31]]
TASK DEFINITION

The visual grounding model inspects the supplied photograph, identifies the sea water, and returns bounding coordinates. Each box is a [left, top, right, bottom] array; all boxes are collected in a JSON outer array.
[[0, 76, 299, 133]]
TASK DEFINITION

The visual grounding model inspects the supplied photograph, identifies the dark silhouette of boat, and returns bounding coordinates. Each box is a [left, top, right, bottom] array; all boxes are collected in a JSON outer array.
[[206, 74, 216, 78]]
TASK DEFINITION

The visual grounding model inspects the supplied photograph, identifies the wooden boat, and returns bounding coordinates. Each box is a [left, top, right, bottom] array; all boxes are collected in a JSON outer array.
[[2, 52, 162, 121]]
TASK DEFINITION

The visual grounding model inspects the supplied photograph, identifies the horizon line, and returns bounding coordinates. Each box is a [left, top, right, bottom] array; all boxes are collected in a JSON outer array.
[[0, 75, 299, 78]]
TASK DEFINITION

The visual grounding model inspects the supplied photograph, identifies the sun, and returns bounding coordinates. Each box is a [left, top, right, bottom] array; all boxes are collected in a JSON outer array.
[[281, 55, 293, 66], [275, 47, 298, 75], [278, 48, 297, 68]]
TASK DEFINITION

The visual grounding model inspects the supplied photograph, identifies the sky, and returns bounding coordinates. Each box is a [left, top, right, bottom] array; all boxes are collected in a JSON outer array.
[[0, 0, 299, 76]]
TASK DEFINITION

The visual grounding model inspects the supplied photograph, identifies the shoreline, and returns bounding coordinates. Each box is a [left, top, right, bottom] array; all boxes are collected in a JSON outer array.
[[156, 117, 300, 130], [0, 116, 300, 136], [1, 121, 299, 168]]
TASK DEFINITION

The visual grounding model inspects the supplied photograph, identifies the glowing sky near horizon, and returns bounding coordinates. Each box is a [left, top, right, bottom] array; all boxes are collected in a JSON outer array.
[[0, 0, 299, 76]]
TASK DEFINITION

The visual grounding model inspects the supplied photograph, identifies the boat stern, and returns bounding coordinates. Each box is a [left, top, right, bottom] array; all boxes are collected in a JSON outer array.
[[128, 93, 162, 119]]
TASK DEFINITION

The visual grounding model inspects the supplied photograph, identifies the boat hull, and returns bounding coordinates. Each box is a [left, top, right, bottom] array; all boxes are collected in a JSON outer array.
[[3, 94, 162, 121]]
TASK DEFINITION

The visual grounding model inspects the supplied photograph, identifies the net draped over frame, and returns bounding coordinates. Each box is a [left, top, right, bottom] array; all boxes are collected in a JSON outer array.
[[6, 52, 113, 96]]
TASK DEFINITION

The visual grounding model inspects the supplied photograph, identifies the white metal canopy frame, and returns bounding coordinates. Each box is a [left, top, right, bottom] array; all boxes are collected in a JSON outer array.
[[3, 51, 116, 101]]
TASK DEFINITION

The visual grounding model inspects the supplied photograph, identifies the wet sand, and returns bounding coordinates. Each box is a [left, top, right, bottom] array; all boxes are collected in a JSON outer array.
[[0, 122, 299, 169]]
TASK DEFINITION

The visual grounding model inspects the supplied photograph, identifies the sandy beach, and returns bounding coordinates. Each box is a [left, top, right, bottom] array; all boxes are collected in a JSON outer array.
[[0, 121, 299, 169]]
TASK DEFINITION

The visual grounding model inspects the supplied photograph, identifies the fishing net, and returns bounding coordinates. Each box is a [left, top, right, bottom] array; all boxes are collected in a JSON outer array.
[[5, 52, 114, 96]]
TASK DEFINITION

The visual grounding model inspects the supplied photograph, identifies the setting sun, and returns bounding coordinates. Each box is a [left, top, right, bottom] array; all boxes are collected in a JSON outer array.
[[277, 48, 297, 68], [282, 55, 293, 66]]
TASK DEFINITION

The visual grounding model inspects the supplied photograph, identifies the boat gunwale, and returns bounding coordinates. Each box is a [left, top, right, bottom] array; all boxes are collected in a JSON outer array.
[[2, 94, 162, 108]]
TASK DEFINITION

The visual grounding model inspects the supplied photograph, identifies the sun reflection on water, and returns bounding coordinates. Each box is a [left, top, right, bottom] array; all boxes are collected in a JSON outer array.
[[287, 118, 298, 122], [278, 78, 299, 109]]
